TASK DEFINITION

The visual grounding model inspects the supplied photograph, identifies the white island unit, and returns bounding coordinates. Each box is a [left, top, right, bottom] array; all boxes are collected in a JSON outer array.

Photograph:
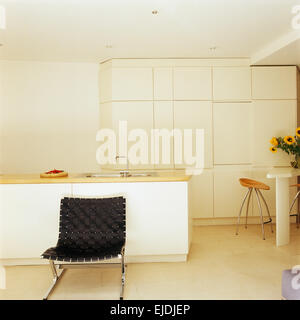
[[0, 172, 191, 265]]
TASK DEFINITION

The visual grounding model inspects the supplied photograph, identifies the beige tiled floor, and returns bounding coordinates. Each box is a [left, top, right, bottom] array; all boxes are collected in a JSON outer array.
[[0, 225, 299, 300]]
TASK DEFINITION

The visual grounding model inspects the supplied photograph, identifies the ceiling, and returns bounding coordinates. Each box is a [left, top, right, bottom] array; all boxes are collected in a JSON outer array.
[[253, 38, 300, 66], [0, 0, 299, 65]]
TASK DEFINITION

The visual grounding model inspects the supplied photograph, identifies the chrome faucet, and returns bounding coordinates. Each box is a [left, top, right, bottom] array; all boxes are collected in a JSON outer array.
[[115, 155, 130, 177]]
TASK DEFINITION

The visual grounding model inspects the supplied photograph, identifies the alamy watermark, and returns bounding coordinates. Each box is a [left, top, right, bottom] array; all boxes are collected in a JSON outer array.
[[96, 121, 205, 175], [291, 265, 300, 290]]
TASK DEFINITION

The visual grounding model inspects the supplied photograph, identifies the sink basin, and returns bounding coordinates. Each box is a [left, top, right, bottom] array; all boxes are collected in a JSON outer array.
[[86, 172, 155, 178], [86, 173, 121, 178]]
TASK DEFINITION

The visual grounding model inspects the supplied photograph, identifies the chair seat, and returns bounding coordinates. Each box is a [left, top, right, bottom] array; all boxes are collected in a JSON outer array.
[[290, 184, 300, 187], [239, 178, 270, 190], [42, 244, 123, 262]]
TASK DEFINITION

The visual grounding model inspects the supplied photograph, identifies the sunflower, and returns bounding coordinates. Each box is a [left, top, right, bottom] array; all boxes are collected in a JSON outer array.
[[296, 127, 300, 137], [270, 147, 277, 153], [270, 137, 278, 147], [283, 136, 296, 145]]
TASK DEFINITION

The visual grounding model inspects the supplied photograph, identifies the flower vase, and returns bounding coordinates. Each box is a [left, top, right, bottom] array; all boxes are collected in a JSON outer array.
[[291, 155, 300, 169]]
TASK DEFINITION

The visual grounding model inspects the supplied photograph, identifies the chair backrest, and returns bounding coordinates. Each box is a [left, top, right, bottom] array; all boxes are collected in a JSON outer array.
[[56, 196, 126, 253]]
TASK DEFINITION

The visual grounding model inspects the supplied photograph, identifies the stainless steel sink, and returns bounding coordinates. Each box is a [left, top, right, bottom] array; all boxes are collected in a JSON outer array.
[[86, 172, 155, 178], [86, 173, 121, 178]]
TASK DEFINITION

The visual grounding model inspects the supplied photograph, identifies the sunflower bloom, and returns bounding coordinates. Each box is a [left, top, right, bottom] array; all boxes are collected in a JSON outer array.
[[284, 136, 296, 145], [296, 127, 300, 137], [270, 147, 277, 153], [270, 137, 278, 147]]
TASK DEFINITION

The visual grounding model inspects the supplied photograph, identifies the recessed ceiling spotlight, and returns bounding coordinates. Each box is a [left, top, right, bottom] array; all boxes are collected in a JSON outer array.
[[152, 10, 158, 15]]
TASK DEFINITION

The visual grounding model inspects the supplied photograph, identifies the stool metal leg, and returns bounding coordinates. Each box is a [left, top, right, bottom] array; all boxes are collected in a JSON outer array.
[[298, 195, 300, 228], [257, 189, 273, 233], [245, 188, 253, 229], [254, 189, 265, 240], [236, 188, 251, 235], [289, 190, 300, 213], [290, 190, 300, 229]]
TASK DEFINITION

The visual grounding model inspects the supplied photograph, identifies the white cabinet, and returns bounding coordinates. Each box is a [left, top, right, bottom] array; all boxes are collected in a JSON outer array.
[[213, 67, 251, 101], [111, 68, 153, 101], [99, 64, 112, 103], [214, 166, 252, 218], [153, 68, 173, 100], [252, 100, 297, 166], [174, 101, 213, 168], [252, 66, 297, 100], [99, 102, 112, 129], [154, 101, 174, 169], [0, 184, 71, 259], [111, 101, 154, 169], [213, 103, 252, 164], [72, 182, 190, 258], [189, 171, 214, 218], [173, 67, 212, 100]]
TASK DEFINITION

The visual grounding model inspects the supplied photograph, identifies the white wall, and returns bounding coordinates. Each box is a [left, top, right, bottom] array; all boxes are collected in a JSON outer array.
[[0, 61, 100, 174]]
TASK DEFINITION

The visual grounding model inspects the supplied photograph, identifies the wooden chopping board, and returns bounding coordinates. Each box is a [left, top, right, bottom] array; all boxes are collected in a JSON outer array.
[[40, 170, 68, 178]]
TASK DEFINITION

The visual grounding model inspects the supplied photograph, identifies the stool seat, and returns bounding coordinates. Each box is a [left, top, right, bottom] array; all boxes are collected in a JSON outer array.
[[236, 178, 273, 240], [239, 178, 270, 190], [290, 184, 300, 187]]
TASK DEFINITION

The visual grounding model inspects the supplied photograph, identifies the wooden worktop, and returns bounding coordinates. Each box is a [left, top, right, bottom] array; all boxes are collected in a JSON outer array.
[[0, 170, 191, 184]]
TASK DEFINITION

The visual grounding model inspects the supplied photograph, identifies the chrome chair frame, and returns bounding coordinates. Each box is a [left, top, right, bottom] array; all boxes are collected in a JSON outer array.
[[43, 245, 126, 300], [289, 190, 300, 229], [42, 196, 126, 300], [236, 187, 273, 240], [43, 260, 66, 300]]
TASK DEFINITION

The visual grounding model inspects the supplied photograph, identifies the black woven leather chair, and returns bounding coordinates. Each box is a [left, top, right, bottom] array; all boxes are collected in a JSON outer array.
[[41, 196, 126, 300]]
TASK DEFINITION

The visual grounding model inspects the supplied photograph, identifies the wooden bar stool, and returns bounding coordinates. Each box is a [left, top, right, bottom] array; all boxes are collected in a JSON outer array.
[[289, 184, 300, 228], [236, 178, 273, 240]]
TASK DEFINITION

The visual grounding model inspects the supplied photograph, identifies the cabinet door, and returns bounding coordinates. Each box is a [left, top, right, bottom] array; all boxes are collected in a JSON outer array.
[[189, 171, 214, 218], [0, 184, 72, 259], [214, 166, 252, 218], [111, 101, 154, 169], [99, 102, 112, 129], [99, 64, 112, 103], [252, 66, 297, 100], [154, 101, 174, 169], [252, 100, 297, 166], [173, 67, 212, 100], [111, 68, 153, 100], [174, 101, 213, 169], [213, 67, 251, 101], [213, 103, 252, 164], [153, 68, 173, 100]]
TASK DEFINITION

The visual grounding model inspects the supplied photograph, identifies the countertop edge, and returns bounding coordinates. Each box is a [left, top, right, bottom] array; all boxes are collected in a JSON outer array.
[[0, 174, 191, 184]]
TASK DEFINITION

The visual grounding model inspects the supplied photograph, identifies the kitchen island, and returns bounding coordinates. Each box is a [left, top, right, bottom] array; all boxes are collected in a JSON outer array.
[[0, 171, 191, 265]]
